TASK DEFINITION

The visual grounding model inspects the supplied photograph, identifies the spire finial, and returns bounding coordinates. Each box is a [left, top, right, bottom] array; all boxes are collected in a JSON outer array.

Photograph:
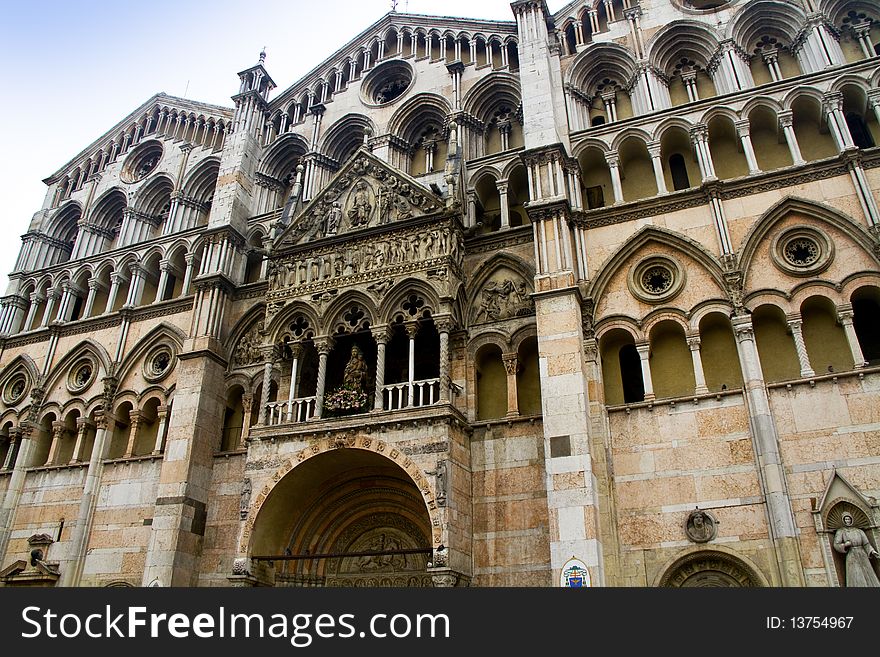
[[259, 47, 267, 64]]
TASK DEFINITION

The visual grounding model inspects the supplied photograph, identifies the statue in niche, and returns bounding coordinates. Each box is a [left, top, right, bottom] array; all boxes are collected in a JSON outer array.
[[833, 512, 880, 587], [240, 478, 251, 520], [343, 345, 369, 392], [325, 201, 343, 236], [348, 181, 373, 227]]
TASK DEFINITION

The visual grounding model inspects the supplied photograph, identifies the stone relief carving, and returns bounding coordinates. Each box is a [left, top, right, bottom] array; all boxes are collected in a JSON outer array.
[[232, 321, 264, 368], [267, 226, 463, 297], [278, 152, 442, 248], [474, 277, 533, 323], [427, 459, 448, 507], [684, 508, 717, 544], [240, 478, 252, 520]]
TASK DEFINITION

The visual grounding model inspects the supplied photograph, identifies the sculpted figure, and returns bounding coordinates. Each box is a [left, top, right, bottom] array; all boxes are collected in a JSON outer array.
[[348, 181, 373, 227], [325, 201, 342, 235], [343, 345, 369, 391], [833, 512, 880, 587]]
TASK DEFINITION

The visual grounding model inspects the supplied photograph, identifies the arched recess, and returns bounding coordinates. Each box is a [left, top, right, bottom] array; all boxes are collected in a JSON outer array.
[[475, 343, 507, 420], [320, 114, 377, 166], [589, 226, 726, 306], [256, 134, 309, 212], [565, 43, 638, 120], [46, 202, 82, 263], [729, 0, 807, 68], [747, 103, 792, 171], [89, 188, 127, 251], [132, 174, 173, 234], [515, 333, 541, 416], [851, 285, 880, 365], [697, 312, 743, 392], [649, 320, 695, 399], [656, 548, 768, 587], [245, 447, 438, 587], [462, 73, 523, 155], [598, 326, 644, 405], [647, 20, 720, 104], [467, 252, 535, 325], [752, 303, 800, 382], [179, 157, 220, 228], [388, 94, 451, 176], [737, 197, 880, 283], [800, 295, 853, 373]]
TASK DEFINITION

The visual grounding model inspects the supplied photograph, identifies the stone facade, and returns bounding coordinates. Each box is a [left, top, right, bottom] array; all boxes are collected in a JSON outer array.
[[1, 0, 879, 588]]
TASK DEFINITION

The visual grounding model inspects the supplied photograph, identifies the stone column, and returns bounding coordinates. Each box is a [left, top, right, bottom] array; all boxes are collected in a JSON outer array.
[[24, 293, 43, 331], [731, 316, 805, 586], [124, 410, 143, 458], [406, 323, 418, 406], [314, 337, 333, 419], [636, 342, 655, 401], [83, 278, 100, 318], [502, 353, 520, 417], [605, 150, 624, 204], [837, 305, 867, 369], [786, 315, 815, 378], [46, 421, 66, 466], [70, 417, 94, 463], [152, 406, 169, 454], [437, 318, 452, 404], [735, 120, 761, 175], [682, 70, 699, 102], [496, 179, 511, 229], [689, 124, 716, 181], [867, 90, 880, 130], [182, 253, 197, 295], [104, 273, 124, 314], [687, 336, 710, 395], [40, 289, 60, 327], [155, 260, 172, 303], [2, 431, 17, 470], [239, 396, 253, 448], [257, 350, 275, 426], [286, 345, 302, 421], [823, 92, 853, 151], [600, 90, 617, 122], [852, 21, 875, 59], [778, 111, 805, 165], [647, 142, 667, 194], [761, 48, 782, 82], [372, 327, 389, 411]]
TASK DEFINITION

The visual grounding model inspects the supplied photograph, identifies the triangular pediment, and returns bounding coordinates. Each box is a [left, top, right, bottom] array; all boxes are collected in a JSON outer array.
[[274, 148, 444, 250]]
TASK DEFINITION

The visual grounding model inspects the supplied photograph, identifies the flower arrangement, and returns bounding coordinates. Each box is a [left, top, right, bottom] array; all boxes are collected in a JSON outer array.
[[324, 385, 369, 414]]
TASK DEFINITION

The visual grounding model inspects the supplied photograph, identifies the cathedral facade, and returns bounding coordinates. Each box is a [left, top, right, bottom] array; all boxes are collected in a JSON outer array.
[[0, 0, 879, 588]]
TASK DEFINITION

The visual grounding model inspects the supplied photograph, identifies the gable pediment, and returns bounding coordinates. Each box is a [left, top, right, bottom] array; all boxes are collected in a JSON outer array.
[[274, 148, 444, 250]]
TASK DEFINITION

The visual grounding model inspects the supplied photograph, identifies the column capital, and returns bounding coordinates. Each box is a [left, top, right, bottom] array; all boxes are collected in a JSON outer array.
[[822, 91, 844, 115], [502, 353, 519, 375], [604, 149, 620, 167], [686, 335, 702, 350], [867, 88, 880, 107], [734, 119, 751, 137], [128, 410, 144, 425], [434, 315, 455, 334], [51, 421, 66, 438], [777, 110, 794, 128], [689, 123, 709, 143], [731, 315, 755, 341], [75, 417, 96, 431], [370, 325, 392, 344], [646, 141, 662, 158], [405, 321, 420, 339], [313, 336, 335, 355], [635, 341, 650, 356], [836, 303, 855, 323]]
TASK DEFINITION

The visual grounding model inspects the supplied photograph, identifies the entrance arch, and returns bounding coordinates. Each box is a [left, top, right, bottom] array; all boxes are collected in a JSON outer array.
[[246, 446, 437, 587], [656, 549, 767, 587]]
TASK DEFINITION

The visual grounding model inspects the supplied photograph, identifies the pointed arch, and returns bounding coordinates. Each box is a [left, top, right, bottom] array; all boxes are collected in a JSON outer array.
[[41, 339, 113, 395], [114, 322, 186, 385], [225, 304, 269, 357], [322, 291, 379, 334], [181, 157, 220, 204], [378, 278, 442, 324], [265, 301, 319, 344], [257, 133, 309, 181], [588, 226, 727, 304], [728, 0, 808, 55], [387, 93, 452, 143], [737, 196, 880, 279], [467, 252, 536, 325]]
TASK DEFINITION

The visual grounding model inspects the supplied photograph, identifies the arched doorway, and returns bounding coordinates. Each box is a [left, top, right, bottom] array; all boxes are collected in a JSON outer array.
[[248, 449, 434, 587], [657, 550, 765, 587]]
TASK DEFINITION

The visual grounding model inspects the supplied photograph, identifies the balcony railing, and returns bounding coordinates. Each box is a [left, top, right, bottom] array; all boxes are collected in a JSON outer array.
[[262, 378, 443, 427]]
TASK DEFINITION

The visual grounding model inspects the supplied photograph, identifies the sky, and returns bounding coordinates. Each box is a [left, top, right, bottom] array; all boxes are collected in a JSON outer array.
[[0, 0, 566, 294]]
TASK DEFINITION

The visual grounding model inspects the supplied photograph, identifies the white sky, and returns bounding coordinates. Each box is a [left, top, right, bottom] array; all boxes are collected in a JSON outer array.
[[0, 0, 565, 295]]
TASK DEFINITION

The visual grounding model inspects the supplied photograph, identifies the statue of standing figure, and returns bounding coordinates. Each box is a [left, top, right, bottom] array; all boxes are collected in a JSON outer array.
[[343, 345, 369, 392], [348, 181, 373, 227], [833, 512, 880, 587]]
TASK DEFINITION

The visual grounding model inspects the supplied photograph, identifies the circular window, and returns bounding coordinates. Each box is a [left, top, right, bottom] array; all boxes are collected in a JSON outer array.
[[121, 140, 164, 184], [360, 61, 415, 107], [629, 257, 685, 304], [772, 227, 834, 277], [68, 358, 97, 393], [3, 373, 28, 405], [143, 345, 175, 383]]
